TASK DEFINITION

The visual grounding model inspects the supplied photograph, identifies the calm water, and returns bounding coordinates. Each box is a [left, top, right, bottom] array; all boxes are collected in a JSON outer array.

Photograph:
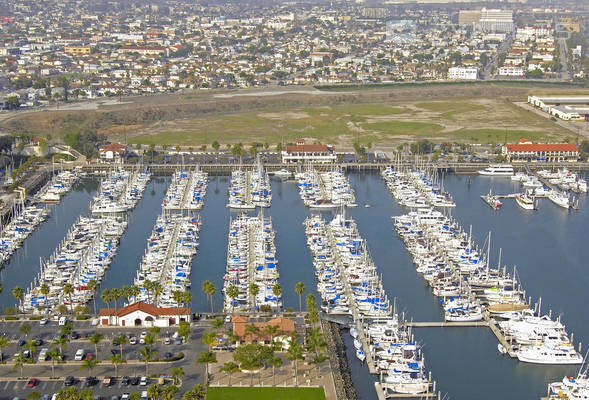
[[1, 170, 587, 400]]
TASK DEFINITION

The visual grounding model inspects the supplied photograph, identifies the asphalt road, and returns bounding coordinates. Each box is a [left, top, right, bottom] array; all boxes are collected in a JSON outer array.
[[0, 320, 208, 398]]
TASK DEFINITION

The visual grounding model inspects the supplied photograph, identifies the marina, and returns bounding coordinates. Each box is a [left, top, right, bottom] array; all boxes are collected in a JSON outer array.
[[162, 168, 208, 211], [35, 169, 80, 203], [296, 166, 357, 209], [227, 161, 272, 209], [0, 168, 588, 399]]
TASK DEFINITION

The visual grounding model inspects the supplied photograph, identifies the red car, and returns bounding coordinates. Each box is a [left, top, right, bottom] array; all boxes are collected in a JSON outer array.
[[84, 353, 94, 360], [27, 378, 38, 387]]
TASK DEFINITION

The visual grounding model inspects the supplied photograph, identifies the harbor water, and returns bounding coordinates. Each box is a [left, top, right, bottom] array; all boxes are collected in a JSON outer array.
[[0, 170, 587, 400]]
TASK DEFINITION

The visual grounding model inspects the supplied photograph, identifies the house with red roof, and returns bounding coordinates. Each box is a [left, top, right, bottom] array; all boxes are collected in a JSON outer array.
[[231, 315, 298, 349], [502, 141, 579, 163], [98, 142, 127, 161], [99, 301, 192, 327]]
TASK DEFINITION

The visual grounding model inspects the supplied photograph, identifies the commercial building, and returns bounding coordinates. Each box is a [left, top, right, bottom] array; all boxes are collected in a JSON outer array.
[[448, 66, 478, 80], [64, 45, 92, 55], [281, 140, 337, 163], [475, 8, 515, 33], [527, 96, 589, 121], [458, 10, 481, 26], [502, 141, 579, 163], [99, 302, 192, 327], [498, 66, 525, 77]]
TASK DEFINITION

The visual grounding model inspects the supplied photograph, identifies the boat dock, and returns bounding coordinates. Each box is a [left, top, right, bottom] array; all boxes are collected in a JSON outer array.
[[405, 321, 488, 328], [375, 382, 437, 399]]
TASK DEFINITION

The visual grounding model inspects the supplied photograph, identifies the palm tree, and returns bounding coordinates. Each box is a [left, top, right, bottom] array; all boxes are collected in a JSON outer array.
[[89, 333, 104, 360], [211, 318, 224, 332], [201, 280, 215, 313], [120, 285, 130, 304], [26, 340, 37, 360], [111, 288, 121, 310], [144, 333, 157, 347], [13, 352, 26, 378], [268, 355, 283, 386], [147, 384, 161, 400], [100, 289, 111, 314], [161, 385, 178, 400], [245, 323, 260, 342], [129, 285, 140, 303], [12, 286, 24, 313], [56, 387, 80, 400], [196, 351, 216, 385], [53, 335, 69, 357], [138, 346, 157, 375], [79, 389, 93, 400], [272, 283, 282, 310], [285, 336, 304, 386], [19, 323, 31, 337], [263, 324, 282, 349], [182, 384, 205, 400], [0, 335, 9, 361], [47, 348, 60, 378], [172, 290, 183, 308], [151, 282, 163, 305], [40, 284, 50, 315], [80, 357, 99, 377], [295, 282, 306, 313], [113, 334, 129, 360], [306, 327, 327, 358], [226, 284, 239, 314], [220, 361, 239, 386], [63, 283, 74, 314], [182, 291, 192, 308], [171, 366, 184, 385], [109, 353, 125, 377], [249, 283, 259, 312], [87, 279, 98, 315]]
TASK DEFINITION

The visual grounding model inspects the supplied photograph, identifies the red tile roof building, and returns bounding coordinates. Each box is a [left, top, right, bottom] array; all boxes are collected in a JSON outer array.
[[502, 142, 579, 162], [98, 142, 127, 160], [281, 140, 336, 163], [99, 301, 191, 327]]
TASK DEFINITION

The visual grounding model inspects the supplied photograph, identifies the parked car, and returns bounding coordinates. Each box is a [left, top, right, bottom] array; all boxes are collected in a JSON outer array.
[[38, 348, 49, 362], [17, 339, 25, 347], [58, 317, 67, 326], [74, 349, 85, 361], [103, 376, 113, 387], [84, 376, 97, 387], [121, 376, 130, 386], [129, 377, 139, 386], [34, 338, 43, 346], [39, 318, 49, 326], [174, 337, 183, 345], [139, 377, 148, 386], [22, 350, 31, 359], [26, 378, 38, 387], [164, 337, 171, 345], [70, 332, 79, 340], [129, 337, 137, 345], [84, 352, 94, 361], [163, 352, 173, 359], [64, 376, 75, 386], [121, 394, 129, 400], [140, 391, 148, 400]]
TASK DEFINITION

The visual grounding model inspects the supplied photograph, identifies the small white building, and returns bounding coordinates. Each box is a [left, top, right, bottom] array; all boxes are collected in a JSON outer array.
[[448, 66, 479, 80], [99, 302, 192, 327], [498, 66, 525, 77], [98, 142, 127, 161]]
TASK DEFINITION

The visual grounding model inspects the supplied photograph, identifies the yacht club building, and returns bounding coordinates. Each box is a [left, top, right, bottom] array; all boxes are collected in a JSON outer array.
[[99, 302, 192, 327], [502, 140, 579, 163], [281, 140, 336, 163]]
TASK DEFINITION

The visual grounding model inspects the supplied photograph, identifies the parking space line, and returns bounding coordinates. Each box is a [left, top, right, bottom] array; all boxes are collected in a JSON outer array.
[[3, 381, 10, 390]]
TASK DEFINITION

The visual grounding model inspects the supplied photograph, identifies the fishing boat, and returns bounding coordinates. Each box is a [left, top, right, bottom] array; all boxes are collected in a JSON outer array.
[[481, 189, 502, 210], [548, 190, 570, 209]]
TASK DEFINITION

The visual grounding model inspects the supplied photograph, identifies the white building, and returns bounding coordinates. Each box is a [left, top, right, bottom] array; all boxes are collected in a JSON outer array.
[[281, 140, 337, 163], [99, 302, 192, 327], [448, 66, 479, 80], [498, 66, 525, 77], [475, 9, 515, 33]]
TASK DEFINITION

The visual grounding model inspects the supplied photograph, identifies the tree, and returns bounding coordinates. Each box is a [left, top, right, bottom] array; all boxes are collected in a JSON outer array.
[[272, 283, 282, 310], [19, 323, 31, 337], [53, 334, 69, 356], [0, 335, 9, 362], [182, 384, 205, 400], [211, 318, 224, 332], [245, 324, 260, 342], [171, 366, 184, 385], [295, 282, 306, 313], [56, 387, 79, 400], [268, 355, 283, 386], [27, 391, 41, 400], [6, 96, 19, 109], [101, 289, 111, 313], [13, 352, 26, 378], [144, 333, 157, 347], [109, 353, 125, 377], [212, 141, 220, 161], [201, 280, 216, 313], [285, 336, 304, 386], [161, 385, 178, 400], [40, 284, 50, 315], [80, 357, 99, 377], [129, 393, 141, 400], [178, 321, 191, 342], [249, 283, 259, 312], [26, 339, 37, 360], [47, 348, 61, 378], [196, 350, 217, 385], [306, 327, 327, 358], [113, 334, 129, 360], [220, 361, 239, 386], [79, 389, 93, 400], [226, 284, 239, 314], [12, 286, 24, 313], [138, 346, 157, 375], [89, 333, 104, 359], [172, 290, 184, 308], [147, 384, 161, 400], [63, 283, 74, 314]]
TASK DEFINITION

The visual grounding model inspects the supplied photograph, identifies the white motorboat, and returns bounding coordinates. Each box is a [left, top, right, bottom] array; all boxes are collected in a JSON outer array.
[[516, 344, 583, 365], [548, 190, 570, 209], [478, 164, 514, 176], [271, 168, 292, 178], [515, 192, 536, 210]]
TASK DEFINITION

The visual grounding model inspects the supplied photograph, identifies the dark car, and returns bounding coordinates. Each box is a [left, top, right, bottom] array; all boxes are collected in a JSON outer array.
[[70, 332, 80, 340], [54, 333, 65, 341], [129, 377, 139, 386], [163, 352, 173, 359], [121, 376, 130, 386], [17, 339, 25, 347], [110, 349, 120, 356], [64, 376, 75, 386], [34, 338, 43, 346], [84, 376, 97, 387], [174, 337, 182, 345]]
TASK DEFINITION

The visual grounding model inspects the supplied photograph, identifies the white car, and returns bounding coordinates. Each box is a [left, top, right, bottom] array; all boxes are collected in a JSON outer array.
[[129, 337, 137, 345], [121, 394, 129, 400], [74, 349, 85, 361], [140, 391, 148, 400], [39, 318, 49, 326], [139, 377, 148, 386]]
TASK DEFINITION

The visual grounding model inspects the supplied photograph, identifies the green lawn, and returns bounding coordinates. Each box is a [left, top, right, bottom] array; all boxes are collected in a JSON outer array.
[[362, 121, 444, 136], [206, 387, 326, 400], [448, 128, 565, 143]]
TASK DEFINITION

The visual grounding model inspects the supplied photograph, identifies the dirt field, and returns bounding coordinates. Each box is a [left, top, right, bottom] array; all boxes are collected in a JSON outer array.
[[1, 83, 582, 147]]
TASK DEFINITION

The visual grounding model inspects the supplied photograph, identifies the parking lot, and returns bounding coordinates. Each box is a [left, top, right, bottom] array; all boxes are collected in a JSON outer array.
[[0, 319, 208, 398]]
